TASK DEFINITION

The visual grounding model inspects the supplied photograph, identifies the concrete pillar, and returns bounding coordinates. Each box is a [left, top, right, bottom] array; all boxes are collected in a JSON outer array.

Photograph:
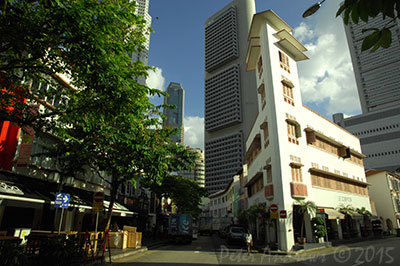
[[32, 207, 43, 229], [337, 219, 343, 240], [0, 204, 5, 228], [304, 213, 313, 243], [64, 209, 74, 232], [278, 219, 294, 251]]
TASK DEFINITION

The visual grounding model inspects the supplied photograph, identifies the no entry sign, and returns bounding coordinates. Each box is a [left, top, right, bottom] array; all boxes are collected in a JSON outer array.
[[280, 210, 287, 218], [270, 204, 278, 212], [93, 192, 104, 212]]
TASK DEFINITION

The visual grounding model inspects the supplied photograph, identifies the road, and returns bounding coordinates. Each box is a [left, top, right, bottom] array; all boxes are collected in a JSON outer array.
[[113, 235, 400, 265]]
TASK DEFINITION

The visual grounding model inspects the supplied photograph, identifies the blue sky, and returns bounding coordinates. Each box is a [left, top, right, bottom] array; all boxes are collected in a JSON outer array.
[[146, 0, 362, 149]]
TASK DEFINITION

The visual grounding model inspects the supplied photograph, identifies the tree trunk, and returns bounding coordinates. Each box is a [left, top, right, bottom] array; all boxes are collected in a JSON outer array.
[[104, 174, 118, 232]]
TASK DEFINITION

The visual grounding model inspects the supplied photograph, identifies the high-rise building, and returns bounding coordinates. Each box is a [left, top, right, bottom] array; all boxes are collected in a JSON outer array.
[[204, 0, 258, 195], [333, 16, 400, 172], [344, 16, 400, 113], [131, 0, 152, 85], [163, 82, 184, 144], [178, 148, 205, 187]]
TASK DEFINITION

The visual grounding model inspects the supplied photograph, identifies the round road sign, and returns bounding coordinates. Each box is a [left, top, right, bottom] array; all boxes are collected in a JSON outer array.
[[270, 204, 278, 212], [93, 192, 104, 203], [280, 210, 287, 218]]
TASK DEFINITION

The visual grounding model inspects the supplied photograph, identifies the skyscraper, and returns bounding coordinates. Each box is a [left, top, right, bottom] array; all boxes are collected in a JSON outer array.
[[178, 148, 205, 187], [333, 16, 400, 172], [131, 0, 152, 85], [204, 0, 258, 195], [163, 82, 185, 144], [344, 16, 400, 113]]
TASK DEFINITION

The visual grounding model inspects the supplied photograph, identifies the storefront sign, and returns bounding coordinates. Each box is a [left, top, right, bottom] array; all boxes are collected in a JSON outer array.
[[0, 182, 24, 195]]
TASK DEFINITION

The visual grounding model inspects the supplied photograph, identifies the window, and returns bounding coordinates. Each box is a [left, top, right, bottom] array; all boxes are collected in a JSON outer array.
[[279, 51, 290, 73], [257, 56, 263, 79], [257, 83, 266, 109], [291, 166, 302, 182], [282, 81, 294, 106], [260, 121, 269, 148], [287, 121, 299, 144], [266, 165, 272, 183]]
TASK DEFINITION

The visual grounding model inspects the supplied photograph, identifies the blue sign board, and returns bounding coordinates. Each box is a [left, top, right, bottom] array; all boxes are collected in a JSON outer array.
[[54, 193, 70, 208]]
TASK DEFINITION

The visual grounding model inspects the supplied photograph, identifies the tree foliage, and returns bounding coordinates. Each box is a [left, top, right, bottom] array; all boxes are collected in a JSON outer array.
[[145, 172, 208, 217], [1, 0, 198, 231], [336, 0, 400, 52]]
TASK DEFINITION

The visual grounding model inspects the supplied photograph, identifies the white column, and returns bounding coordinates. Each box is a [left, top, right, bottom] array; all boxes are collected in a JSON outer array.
[[279, 219, 294, 251], [337, 219, 343, 240]]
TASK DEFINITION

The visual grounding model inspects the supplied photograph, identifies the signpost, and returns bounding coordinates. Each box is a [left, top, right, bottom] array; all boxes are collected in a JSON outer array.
[[93, 192, 104, 248], [270, 204, 278, 219], [54, 193, 70, 234]]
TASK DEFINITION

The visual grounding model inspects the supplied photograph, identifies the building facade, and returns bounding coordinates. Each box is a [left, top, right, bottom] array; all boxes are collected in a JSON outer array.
[[204, 0, 258, 194], [366, 169, 400, 230], [333, 15, 400, 172], [333, 110, 400, 172], [245, 10, 371, 251], [163, 82, 185, 144], [131, 0, 152, 85], [178, 148, 205, 187], [344, 16, 400, 114]]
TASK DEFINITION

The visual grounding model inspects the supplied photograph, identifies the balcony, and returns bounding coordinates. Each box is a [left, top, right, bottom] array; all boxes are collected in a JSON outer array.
[[290, 182, 307, 198]]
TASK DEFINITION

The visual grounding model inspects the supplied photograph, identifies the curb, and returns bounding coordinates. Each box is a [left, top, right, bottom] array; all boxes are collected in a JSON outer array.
[[105, 247, 149, 262]]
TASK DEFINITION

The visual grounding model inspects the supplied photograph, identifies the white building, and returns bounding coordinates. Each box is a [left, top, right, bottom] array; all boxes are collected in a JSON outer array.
[[131, 0, 152, 85], [204, 0, 258, 194], [245, 10, 372, 251], [366, 169, 400, 230], [178, 148, 205, 187]]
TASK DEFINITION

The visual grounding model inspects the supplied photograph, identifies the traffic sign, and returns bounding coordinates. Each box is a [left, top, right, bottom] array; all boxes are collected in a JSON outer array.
[[54, 193, 70, 208], [280, 210, 287, 218], [270, 212, 279, 219], [93, 192, 104, 203], [93, 192, 104, 212], [270, 204, 278, 212]]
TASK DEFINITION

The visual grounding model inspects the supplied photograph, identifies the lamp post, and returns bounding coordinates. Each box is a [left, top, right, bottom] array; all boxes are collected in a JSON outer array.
[[302, 0, 326, 18]]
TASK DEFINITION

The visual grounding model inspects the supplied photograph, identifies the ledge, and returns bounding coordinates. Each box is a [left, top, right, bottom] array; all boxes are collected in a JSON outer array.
[[309, 168, 370, 187]]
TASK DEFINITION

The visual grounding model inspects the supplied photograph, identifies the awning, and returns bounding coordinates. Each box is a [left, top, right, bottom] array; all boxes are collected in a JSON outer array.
[[349, 212, 364, 220], [324, 208, 345, 220], [104, 200, 136, 217]]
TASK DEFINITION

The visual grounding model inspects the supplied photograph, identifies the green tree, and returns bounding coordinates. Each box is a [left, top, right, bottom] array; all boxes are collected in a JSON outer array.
[[0, 0, 197, 232], [336, 0, 400, 52], [146, 172, 208, 218], [337, 204, 355, 235], [294, 199, 317, 240]]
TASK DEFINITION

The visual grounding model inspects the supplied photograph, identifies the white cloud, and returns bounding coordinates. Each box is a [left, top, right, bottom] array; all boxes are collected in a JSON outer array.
[[146, 67, 165, 91], [294, 0, 361, 117], [184, 116, 204, 150]]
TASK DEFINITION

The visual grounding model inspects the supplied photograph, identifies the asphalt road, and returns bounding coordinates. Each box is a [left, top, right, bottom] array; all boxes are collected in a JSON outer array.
[[113, 235, 400, 266]]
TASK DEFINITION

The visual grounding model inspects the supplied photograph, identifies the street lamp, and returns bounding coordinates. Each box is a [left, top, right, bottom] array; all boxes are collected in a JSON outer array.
[[302, 0, 326, 18]]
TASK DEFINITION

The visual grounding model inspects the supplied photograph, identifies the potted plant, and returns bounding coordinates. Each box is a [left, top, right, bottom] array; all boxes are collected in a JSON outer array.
[[311, 217, 326, 243], [294, 199, 317, 244]]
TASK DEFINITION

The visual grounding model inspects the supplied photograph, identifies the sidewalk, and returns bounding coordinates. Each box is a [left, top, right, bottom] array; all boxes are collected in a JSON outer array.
[[252, 234, 399, 256], [105, 237, 169, 262]]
